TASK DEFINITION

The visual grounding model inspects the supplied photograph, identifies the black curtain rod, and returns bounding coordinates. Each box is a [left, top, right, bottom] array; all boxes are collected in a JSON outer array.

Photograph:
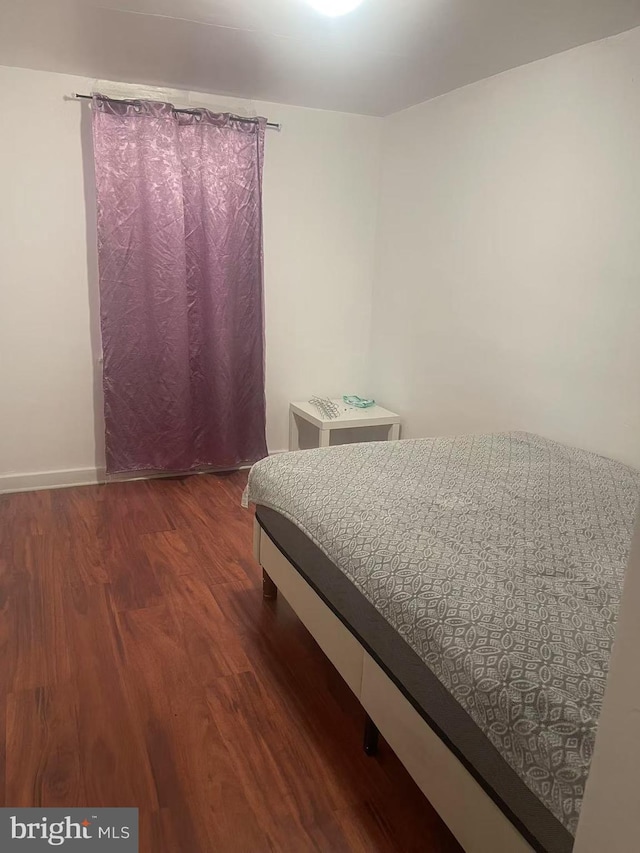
[[74, 93, 281, 130]]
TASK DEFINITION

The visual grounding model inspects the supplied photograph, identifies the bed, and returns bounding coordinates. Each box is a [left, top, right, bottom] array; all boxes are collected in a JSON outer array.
[[244, 432, 640, 853]]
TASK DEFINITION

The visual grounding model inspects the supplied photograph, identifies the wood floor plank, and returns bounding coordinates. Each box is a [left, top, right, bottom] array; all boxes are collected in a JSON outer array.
[[1, 490, 54, 540], [63, 581, 158, 809], [100, 533, 164, 613], [101, 479, 176, 538], [52, 487, 109, 586], [204, 671, 321, 851], [185, 522, 258, 586], [160, 571, 253, 679], [140, 526, 246, 587], [120, 603, 270, 852], [6, 536, 71, 692], [139, 529, 209, 579], [207, 579, 270, 637], [0, 544, 12, 805], [0, 471, 462, 852], [329, 804, 395, 853], [6, 684, 84, 807]]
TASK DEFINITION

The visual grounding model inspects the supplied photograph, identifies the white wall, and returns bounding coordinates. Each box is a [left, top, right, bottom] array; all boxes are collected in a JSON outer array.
[[3, 25, 640, 492], [0, 65, 382, 491], [369, 27, 640, 469]]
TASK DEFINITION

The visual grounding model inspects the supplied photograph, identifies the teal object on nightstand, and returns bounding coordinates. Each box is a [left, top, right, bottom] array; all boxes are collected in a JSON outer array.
[[343, 395, 375, 408]]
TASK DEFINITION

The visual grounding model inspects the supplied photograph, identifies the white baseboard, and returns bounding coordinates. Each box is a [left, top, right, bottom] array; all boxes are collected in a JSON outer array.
[[0, 467, 100, 495], [0, 450, 289, 496]]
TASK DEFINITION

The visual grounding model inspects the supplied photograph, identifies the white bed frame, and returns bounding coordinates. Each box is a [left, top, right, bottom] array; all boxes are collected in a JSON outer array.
[[254, 519, 535, 853]]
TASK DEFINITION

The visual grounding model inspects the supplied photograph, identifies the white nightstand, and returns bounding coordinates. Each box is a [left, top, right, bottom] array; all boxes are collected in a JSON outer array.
[[289, 399, 401, 450]]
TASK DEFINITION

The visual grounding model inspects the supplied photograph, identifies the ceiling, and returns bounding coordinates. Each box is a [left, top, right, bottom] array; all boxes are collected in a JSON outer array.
[[1, 0, 640, 115]]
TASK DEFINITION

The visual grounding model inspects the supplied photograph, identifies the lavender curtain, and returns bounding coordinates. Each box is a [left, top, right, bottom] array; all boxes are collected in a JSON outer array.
[[91, 97, 268, 474]]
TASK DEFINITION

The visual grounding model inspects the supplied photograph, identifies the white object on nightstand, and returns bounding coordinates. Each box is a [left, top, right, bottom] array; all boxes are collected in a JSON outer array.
[[289, 399, 401, 451]]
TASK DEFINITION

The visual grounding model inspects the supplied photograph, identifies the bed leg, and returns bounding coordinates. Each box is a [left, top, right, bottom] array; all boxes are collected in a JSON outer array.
[[363, 714, 379, 757], [262, 569, 278, 600]]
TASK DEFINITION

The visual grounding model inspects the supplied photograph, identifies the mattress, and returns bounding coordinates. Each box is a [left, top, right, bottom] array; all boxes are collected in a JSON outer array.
[[245, 432, 639, 849]]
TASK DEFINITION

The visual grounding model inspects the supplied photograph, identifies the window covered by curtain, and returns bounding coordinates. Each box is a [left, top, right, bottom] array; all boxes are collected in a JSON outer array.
[[91, 96, 268, 474]]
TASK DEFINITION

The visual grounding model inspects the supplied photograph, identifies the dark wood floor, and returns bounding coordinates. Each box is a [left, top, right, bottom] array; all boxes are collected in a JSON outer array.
[[0, 472, 461, 852]]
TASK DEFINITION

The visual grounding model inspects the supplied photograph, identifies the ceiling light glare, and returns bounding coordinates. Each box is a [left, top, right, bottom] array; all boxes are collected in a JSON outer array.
[[306, 0, 366, 17]]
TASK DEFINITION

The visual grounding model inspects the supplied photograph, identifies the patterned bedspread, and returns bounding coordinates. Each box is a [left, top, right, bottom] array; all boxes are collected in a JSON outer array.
[[245, 432, 639, 834]]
